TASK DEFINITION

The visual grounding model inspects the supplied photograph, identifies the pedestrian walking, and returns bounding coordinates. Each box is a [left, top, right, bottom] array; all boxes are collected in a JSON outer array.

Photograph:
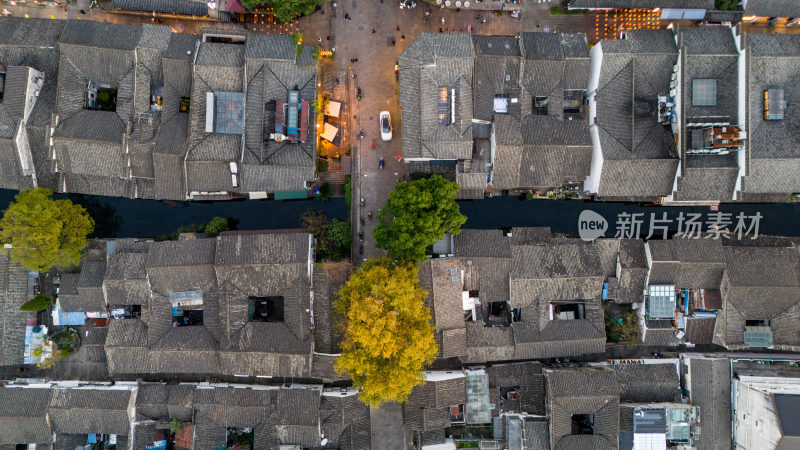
[[400, 35, 405, 41], [352, 73, 357, 79], [354, 58, 359, 63], [336, 78, 340, 84], [396, 25, 400, 31], [372, 28, 376, 33], [391, 39, 396, 46]]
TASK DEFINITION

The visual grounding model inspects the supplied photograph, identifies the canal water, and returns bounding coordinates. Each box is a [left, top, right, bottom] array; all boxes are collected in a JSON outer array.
[[1, 189, 798, 238], [0, 189, 348, 238]]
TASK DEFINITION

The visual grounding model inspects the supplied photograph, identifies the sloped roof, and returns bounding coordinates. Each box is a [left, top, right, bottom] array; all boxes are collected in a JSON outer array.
[[0, 387, 53, 445], [105, 232, 313, 378], [595, 30, 679, 199], [570, 0, 713, 8], [545, 367, 620, 450], [399, 33, 474, 161], [112, 0, 207, 15], [744, 0, 800, 17], [612, 363, 680, 403], [454, 228, 511, 258], [688, 358, 731, 450], [0, 254, 30, 366], [48, 388, 133, 435], [59, 19, 142, 51], [745, 34, 800, 194]]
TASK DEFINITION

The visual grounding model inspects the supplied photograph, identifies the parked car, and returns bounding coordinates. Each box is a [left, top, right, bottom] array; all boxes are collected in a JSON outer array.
[[380, 111, 392, 141]]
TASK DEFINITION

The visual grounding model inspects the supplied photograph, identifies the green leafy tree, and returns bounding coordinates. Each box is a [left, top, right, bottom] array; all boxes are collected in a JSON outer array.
[[20, 294, 52, 312], [240, 0, 321, 22], [334, 257, 437, 406], [328, 218, 352, 257], [373, 175, 466, 262], [0, 188, 94, 271], [203, 216, 230, 238], [715, 0, 739, 11], [301, 210, 351, 260]]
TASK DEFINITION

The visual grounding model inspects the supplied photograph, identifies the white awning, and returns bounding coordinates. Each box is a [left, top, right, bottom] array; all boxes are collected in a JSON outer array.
[[321, 122, 339, 142], [324, 100, 341, 118]]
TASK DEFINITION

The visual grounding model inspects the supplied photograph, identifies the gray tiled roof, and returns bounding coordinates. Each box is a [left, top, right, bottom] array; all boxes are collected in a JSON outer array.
[[0, 387, 53, 445], [520, 32, 589, 60], [612, 363, 680, 403], [0, 138, 33, 191], [745, 34, 800, 195], [399, 33, 474, 161], [680, 27, 737, 55], [246, 34, 297, 61], [744, 0, 800, 17], [164, 33, 197, 60], [473, 35, 521, 57], [596, 158, 679, 199], [0, 255, 32, 366], [320, 394, 371, 450], [570, 0, 713, 8], [545, 367, 619, 450], [215, 232, 308, 265], [487, 362, 545, 415], [59, 19, 142, 50], [195, 41, 244, 68], [595, 31, 679, 199], [104, 232, 314, 378], [453, 228, 511, 258], [407, 375, 466, 410], [48, 388, 134, 435], [688, 358, 731, 450], [681, 53, 738, 123], [113, 0, 207, 15], [0, 17, 65, 46], [675, 166, 739, 201]]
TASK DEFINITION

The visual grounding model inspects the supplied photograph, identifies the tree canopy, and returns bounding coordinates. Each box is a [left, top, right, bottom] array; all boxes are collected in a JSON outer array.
[[239, 0, 321, 22], [373, 175, 466, 262], [20, 294, 52, 312], [334, 257, 437, 407], [301, 209, 351, 261], [0, 188, 94, 272]]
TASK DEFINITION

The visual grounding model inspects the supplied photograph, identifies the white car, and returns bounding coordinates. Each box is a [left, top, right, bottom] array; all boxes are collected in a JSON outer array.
[[380, 111, 392, 142]]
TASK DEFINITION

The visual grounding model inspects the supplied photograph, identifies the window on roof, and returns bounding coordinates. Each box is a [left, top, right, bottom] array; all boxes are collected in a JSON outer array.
[[249, 296, 284, 322], [484, 301, 511, 327], [764, 89, 785, 120], [171, 290, 204, 327], [534, 96, 548, 115], [180, 97, 191, 113], [494, 94, 510, 114], [572, 414, 594, 435], [438, 86, 451, 125], [226, 427, 254, 449], [150, 86, 164, 112], [550, 303, 585, 320], [111, 304, 141, 319], [743, 320, 772, 347], [692, 79, 717, 106], [450, 404, 465, 423], [563, 90, 584, 117], [84, 82, 118, 112], [0, 70, 5, 102], [203, 34, 246, 45]]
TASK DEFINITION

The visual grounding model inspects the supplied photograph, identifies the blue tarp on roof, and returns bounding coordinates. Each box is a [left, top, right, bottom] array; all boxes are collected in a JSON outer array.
[[52, 305, 87, 326]]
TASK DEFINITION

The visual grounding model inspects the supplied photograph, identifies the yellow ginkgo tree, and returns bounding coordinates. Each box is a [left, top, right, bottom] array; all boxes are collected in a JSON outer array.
[[334, 257, 438, 407]]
